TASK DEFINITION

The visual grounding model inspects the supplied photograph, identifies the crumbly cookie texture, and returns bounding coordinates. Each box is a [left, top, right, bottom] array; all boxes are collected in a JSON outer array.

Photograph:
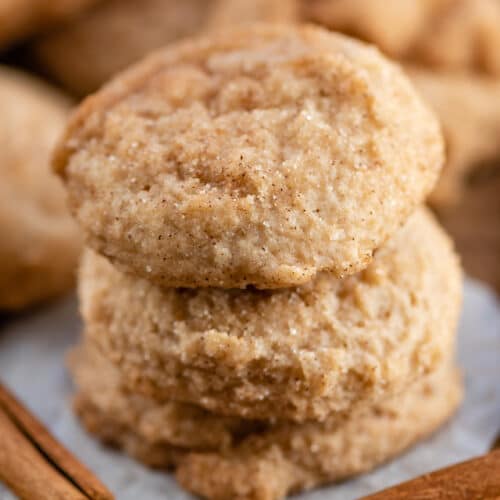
[[304, 0, 500, 76], [31, 0, 299, 97], [408, 68, 500, 207], [78, 208, 461, 421], [71, 343, 463, 500], [0, 67, 81, 310], [0, 0, 100, 49], [54, 24, 444, 289]]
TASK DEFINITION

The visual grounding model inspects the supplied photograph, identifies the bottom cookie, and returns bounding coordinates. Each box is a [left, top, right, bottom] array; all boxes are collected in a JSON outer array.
[[70, 344, 462, 500]]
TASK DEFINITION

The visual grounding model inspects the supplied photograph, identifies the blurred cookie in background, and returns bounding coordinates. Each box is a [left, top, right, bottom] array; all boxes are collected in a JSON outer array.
[[407, 68, 500, 292], [302, 0, 449, 59], [0, 67, 81, 311], [413, 0, 500, 76], [0, 0, 101, 50], [408, 68, 500, 207], [304, 0, 500, 76], [436, 166, 500, 293], [30, 0, 214, 96], [29, 0, 299, 97], [205, 0, 299, 29]]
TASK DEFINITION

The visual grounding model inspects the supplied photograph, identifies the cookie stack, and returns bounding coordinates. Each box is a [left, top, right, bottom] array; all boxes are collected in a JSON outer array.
[[55, 25, 463, 500]]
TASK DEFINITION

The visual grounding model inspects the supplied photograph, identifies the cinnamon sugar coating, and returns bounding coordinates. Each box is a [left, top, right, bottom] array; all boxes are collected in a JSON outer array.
[[54, 25, 443, 288], [78, 209, 461, 421], [71, 343, 462, 500]]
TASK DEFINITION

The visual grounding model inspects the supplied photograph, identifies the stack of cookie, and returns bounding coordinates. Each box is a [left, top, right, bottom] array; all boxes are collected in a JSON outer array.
[[54, 25, 463, 500]]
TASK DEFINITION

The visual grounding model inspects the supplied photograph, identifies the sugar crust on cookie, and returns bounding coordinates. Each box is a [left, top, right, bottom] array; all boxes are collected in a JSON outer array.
[[54, 24, 444, 289], [78, 208, 461, 421]]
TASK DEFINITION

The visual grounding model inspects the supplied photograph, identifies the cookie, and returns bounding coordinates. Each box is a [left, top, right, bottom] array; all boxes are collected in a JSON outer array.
[[305, 0, 500, 77], [71, 343, 463, 500], [408, 68, 500, 207], [31, 0, 298, 96], [206, 0, 299, 30], [54, 24, 444, 289], [0, 67, 81, 311], [413, 0, 500, 76], [0, 0, 99, 49], [78, 208, 461, 421], [303, 0, 450, 58]]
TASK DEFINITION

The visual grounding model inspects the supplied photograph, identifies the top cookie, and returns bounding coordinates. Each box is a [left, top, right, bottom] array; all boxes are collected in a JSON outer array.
[[54, 24, 443, 289]]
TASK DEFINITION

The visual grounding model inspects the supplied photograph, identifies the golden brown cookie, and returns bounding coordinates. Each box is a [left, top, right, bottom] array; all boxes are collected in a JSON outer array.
[[54, 24, 444, 289], [0, 67, 81, 311], [31, 0, 299, 97], [78, 209, 461, 421], [305, 0, 500, 77], [71, 343, 463, 500], [0, 0, 100, 49], [408, 68, 500, 207]]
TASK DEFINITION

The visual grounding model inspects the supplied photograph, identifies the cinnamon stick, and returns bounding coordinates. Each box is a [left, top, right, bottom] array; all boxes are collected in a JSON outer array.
[[0, 409, 88, 500], [0, 382, 113, 500], [362, 449, 500, 499]]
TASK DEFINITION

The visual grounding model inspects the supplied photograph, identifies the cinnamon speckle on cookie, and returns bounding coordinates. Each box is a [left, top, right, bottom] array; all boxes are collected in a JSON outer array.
[[78, 209, 461, 421], [54, 24, 444, 289]]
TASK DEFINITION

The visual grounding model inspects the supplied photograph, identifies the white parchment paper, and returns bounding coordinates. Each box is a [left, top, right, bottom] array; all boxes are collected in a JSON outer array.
[[0, 279, 499, 500]]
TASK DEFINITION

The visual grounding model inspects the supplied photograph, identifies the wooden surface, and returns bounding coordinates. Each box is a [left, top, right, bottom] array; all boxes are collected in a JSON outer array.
[[437, 166, 500, 293]]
